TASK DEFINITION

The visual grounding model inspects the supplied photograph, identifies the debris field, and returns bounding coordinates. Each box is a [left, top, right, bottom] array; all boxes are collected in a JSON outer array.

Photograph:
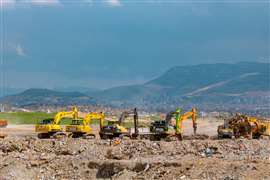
[[0, 136, 269, 180]]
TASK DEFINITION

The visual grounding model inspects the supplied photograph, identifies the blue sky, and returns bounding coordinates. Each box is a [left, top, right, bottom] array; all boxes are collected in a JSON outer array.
[[0, 0, 269, 89]]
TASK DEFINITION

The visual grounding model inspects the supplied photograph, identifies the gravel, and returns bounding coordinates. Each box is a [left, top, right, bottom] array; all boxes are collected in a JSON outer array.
[[0, 137, 269, 179]]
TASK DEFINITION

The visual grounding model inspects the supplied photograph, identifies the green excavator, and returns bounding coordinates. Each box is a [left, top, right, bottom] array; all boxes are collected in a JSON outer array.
[[150, 108, 197, 140]]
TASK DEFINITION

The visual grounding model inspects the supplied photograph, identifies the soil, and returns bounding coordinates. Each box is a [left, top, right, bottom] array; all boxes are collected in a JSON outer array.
[[0, 118, 269, 180]]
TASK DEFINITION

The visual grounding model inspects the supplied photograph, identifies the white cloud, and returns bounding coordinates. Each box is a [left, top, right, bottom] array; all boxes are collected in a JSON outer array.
[[30, 0, 60, 6], [106, 0, 121, 7], [0, 0, 16, 7], [15, 44, 26, 57], [2, 0, 125, 8], [1, 0, 61, 7]]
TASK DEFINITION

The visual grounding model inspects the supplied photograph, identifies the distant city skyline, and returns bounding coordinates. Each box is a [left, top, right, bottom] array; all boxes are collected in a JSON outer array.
[[0, 0, 269, 89]]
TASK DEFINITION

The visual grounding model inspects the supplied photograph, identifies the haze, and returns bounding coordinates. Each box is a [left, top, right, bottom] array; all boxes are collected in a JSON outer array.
[[1, 0, 269, 89]]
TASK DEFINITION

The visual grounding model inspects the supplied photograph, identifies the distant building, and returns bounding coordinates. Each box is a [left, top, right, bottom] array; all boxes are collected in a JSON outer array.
[[200, 111, 207, 118], [0, 104, 4, 112]]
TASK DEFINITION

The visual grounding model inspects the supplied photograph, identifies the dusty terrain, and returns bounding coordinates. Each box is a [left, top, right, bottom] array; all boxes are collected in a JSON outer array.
[[0, 118, 220, 137], [0, 119, 269, 180], [1, 137, 269, 180]]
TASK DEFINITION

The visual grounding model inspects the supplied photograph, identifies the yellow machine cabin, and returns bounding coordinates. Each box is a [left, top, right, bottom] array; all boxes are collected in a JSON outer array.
[[35, 107, 78, 138], [66, 112, 104, 138]]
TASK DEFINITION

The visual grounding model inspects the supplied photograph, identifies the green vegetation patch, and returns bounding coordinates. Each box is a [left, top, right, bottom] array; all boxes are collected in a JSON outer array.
[[0, 112, 110, 125], [0, 112, 56, 124], [0, 112, 153, 126]]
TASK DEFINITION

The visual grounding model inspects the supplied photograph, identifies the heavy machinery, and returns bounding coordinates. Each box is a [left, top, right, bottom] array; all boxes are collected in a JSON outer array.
[[66, 112, 104, 138], [35, 107, 78, 138], [0, 119, 7, 138], [0, 119, 7, 128], [217, 116, 234, 139], [149, 108, 197, 140], [149, 110, 179, 140], [175, 108, 197, 139], [99, 108, 138, 139], [218, 114, 270, 139]]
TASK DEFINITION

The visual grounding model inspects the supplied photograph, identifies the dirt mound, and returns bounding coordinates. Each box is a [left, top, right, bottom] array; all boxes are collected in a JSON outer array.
[[0, 137, 269, 179]]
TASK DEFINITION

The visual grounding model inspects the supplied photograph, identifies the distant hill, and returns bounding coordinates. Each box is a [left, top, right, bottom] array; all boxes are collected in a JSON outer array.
[[92, 62, 270, 112], [53, 86, 100, 94], [1, 62, 269, 113], [0, 88, 96, 107], [148, 62, 269, 95]]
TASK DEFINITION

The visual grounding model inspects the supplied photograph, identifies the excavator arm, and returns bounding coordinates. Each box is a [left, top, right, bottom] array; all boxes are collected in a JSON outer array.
[[53, 106, 78, 125], [165, 111, 176, 128], [115, 109, 138, 133], [84, 112, 104, 126], [118, 109, 137, 125], [175, 108, 197, 135], [99, 108, 138, 139]]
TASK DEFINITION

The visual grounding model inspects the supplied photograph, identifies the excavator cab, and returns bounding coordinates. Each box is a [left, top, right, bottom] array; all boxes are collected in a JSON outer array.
[[70, 119, 84, 125], [149, 108, 197, 140], [149, 110, 179, 139], [99, 121, 128, 139], [39, 119, 53, 125], [150, 120, 172, 133], [107, 120, 118, 126], [99, 108, 138, 139], [217, 118, 234, 139]]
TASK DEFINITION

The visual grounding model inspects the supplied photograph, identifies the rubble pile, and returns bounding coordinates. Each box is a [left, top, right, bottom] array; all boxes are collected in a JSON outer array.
[[228, 114, 253, 137], [0, 137, 269, 179], [223, 114, 270, 139]]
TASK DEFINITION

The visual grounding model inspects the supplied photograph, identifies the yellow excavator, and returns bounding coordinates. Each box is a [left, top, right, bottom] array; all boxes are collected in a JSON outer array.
[[218, 114, 270, 139], [99, 108, 138, 139], [175, 108, 197, 140], [149, 108, 197, 140], [66, 112, 104, 138], [35, 106, 78, 138]]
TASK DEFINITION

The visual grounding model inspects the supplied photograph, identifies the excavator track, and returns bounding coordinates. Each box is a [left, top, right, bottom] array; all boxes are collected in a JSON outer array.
[[82, 133, 96, 139], [52, 132, 67, 139]]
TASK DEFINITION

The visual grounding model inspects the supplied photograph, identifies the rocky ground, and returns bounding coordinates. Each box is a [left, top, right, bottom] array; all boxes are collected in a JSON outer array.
[[0, 136, 270, 180]]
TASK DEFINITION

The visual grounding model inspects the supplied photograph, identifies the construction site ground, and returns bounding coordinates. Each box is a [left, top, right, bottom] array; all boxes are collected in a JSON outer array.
[[0, 118, 270, 179]]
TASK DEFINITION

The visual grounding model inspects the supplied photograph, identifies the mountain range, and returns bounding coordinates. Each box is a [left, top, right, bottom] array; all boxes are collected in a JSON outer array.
[[91, 62, 269, 106], [1, 62, 269, 112], [0, 88, 96, 107]]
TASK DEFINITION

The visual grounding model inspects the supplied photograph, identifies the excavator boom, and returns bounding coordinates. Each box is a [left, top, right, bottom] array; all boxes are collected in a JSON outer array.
[[53, 106, 78, 125], [83, 112, 104, 126], [175, 108, 197, 137], [35, 106, 78, 138]]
